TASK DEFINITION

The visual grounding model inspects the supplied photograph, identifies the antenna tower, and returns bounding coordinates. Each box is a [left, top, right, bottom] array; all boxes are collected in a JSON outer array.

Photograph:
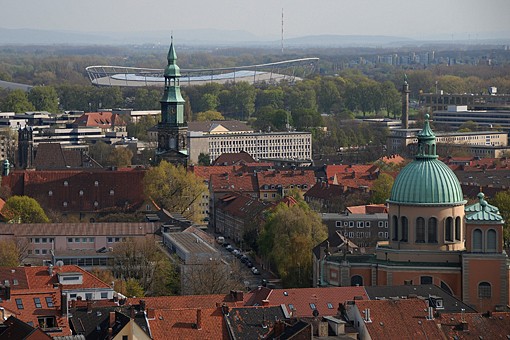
[[281, 8, 284, 54]]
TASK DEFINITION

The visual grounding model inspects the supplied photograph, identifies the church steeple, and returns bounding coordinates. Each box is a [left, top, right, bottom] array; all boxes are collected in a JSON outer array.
[[156, 38, 188, 165], [415, 114, 437, 159], [160, 37, 185, 126]]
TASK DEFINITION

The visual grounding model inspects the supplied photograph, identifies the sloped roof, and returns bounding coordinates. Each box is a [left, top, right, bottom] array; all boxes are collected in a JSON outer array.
[[212, 151, 255, 166], [148, 307, 227, 340], [126, 294, 244, 310], [188, 120, 252, 133], [73, 112, 126, 128], [225, 306, 286, 340], [248, 287, 367, 318], [0, 315, 52, 339], [2, 168, 146, 212], [439, 312, 510, 339], [217, 194, 273, 219], [210, 172, 258, 193], [465, 192, 504, 224], [33, 143, 101, 170], [353, 299, 445, 339], [304, 182, 346, 201], [346, 204, 388, 214], [256, 169, 316, 189], [189, 165, 235, 181]]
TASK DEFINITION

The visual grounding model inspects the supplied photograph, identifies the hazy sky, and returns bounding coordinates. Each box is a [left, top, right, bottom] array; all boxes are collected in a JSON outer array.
[[2, 0, 510, 39]]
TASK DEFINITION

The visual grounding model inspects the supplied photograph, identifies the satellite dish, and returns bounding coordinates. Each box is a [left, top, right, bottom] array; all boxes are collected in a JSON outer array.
[[56, 261, 64, 267], [312, 309, 319, 317]]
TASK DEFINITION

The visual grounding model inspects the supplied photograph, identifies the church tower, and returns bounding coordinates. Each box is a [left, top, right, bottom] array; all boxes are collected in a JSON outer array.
[[17, 127, 34, 169], [156, 38, 188, 165]]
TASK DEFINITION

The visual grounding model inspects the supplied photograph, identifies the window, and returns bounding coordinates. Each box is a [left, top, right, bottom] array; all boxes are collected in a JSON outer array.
[[63, 181, 68, 186], [79, 190, 84, 196], [349, 221, 354, 228], [401, 216, 408, 242], [357, 221, 364, 228], [89, 237, 95, 243], [85, 293, 93, 300], [69, 294, 77, 300], [392, 215, 398, 241], [288, 304, 294, 310], [110, 189, 114, 196], [94, 201, 99, 207], [327, 303, 333, 309], [63, 201, 68, 207], [445, 217, 453, 242], [94, 181, 99, 187], [416, 217, 425, 243], [35, 238, 40, 243], [34, 297, 42, 308], [351, 275, 363, 286], [309, 303, 316, 310], [101, 292, 108, 299], [38, 316, 56, 329], [420, 276, 433, 285], [16, 298, 24, 309], [107, 237, 113, 243], [428, 217, 437, 243], [365, 221, 370, 228], [455, 217, 461, 241], [473, 229, 483, 252], [478, 282, 491, 299], [68, 238, 73, 243], [48, 190, 53, 196], [42, 238, 47, 243], [336, 221, 342, 228], [487, 229, 497, 252], [378, 221, 384, 228]]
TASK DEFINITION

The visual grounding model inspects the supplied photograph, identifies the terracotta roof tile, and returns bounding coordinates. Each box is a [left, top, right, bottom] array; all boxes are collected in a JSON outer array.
[[440, 312, 510, 339], [149, 307, 227, 340], [212, 151, 255, 166], [210, 172, 258, 193], [346, 204, 388, 214], [189, 165, 235, 181], [256, 169, 316, 189], [352, 299, 445, 339], [248, 287, 368, 318], [126, 294, 243, 310], [73, 112, 126, 128]]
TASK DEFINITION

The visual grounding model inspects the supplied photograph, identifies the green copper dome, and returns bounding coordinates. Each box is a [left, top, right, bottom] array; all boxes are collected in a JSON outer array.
[[388, 115, 465, 206]]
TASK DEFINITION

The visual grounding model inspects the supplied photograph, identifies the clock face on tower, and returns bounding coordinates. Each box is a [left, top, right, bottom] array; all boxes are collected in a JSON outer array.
[[170, 107, 176, 114]]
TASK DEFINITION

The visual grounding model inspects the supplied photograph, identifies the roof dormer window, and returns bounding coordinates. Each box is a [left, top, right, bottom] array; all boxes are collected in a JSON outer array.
[[63, 181, 68, 186], [94, 181, 99, 187], [48, 191, 53, 196], [79, 190, 84, 196], [109, 189, 114, 196]]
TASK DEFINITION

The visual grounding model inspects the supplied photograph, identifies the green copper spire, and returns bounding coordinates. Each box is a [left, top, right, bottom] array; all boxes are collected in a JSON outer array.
[[416, 114, 437, 159], [164, 36, 181, 78]]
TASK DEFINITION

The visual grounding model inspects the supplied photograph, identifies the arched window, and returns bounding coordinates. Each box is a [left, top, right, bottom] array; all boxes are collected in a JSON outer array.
[[455, 217, 461, 241], [473, 229, 483, 252], [445, 217, 453, 242], [478, 282, 491, 299], [487, 229, 497, 252], [392, 215, 399, 241], [440, 281, 453, 295], [428, 217, 437, 243], [351, 275, 363, 287], [416, 217, 425, 243], [401, 216, 408, 242]]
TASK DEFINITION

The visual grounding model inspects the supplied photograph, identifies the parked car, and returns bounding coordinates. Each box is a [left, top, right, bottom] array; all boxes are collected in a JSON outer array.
[[232, 249, 240, 256], [251, 267, 260, 275], [245, 261, 253, 268], [226, 245, 233, 251]]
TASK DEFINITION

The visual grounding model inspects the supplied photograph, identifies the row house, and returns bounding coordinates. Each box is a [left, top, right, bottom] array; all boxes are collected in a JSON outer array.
[[0, 222, 157, 267]]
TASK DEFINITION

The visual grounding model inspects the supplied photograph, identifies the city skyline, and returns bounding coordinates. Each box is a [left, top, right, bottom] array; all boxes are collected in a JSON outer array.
[[2, 0, 509, 42]]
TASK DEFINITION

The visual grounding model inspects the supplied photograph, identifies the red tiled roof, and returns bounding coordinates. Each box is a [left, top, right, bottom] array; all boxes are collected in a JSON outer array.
[[148, 307, 227, 340], [439, 312, 510, 339], [256, 170, 316, 189], [212, 151, 255, 166], [126, 295, 244, 310], [218, 194, 273, 219], [250, 287, 368, 318], [378, 154, 405, 165], [23, 265, 111, 291], [189, 165, 235, 181], [353, 299, 445, 339], [2, 168, 146, 212], [73, 112, 126, 128], [210, 172, 258, 193]]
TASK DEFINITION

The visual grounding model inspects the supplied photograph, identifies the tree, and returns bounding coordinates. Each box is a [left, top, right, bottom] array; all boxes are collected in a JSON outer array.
[[124, 278, 146, 298], [143, 160, 207, 222], [198, 153, 211, 166], [195, 110, 225, 121], [491, 190, 510, 242], [0, 239, 25, 266], [111, 237, 178, 296], [28, 86, 59, 112], [370, 173, 395, 204], [258, 200, 327, 287], [2, 195, 50, 223], [1, 89, 35, 113], [88, 141, 112, 166], [180, 259, 245, 295], [107, 147, 133, 167]]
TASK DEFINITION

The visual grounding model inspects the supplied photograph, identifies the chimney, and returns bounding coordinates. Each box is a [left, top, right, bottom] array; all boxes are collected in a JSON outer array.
[[196, 309, 202, 330], [364, 308, 372, 323], [262, 300, 270, 306], [48, 264, 53, 276], [146, 308, 155, 319], [426, 306, 434, 320], [140, 299, 146, 312], [109, 311, 116, 328], [108, 327, 113, 340], [4, 285, 10, 301], [273, 320, 285, 337], [87, 301, 93, 313]]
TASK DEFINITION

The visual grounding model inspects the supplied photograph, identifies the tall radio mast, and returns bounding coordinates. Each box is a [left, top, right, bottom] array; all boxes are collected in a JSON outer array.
[[281, 8, 284, 54]]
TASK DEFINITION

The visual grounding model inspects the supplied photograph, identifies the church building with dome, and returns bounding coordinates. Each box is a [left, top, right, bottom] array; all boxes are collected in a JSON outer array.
[[314, 114, 508, 312]]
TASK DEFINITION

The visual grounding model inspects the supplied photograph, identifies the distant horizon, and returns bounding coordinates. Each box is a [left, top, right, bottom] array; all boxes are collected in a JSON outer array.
[[2, 0, 509, 43]]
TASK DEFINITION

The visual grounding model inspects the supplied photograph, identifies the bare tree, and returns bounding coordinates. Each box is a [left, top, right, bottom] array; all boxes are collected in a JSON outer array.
[[180, 259, 245, 295]]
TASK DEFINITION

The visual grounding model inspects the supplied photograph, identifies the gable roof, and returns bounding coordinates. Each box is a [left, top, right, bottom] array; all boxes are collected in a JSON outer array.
[[217, 194, 273, 219], [256, 169, 316, 189], [352, 299, 445, 339], [126, 294, 245, 310], [0, 315, 52, 339], [33, 143, 101, 170], [188, 120, 252, 134], [247, 287, 367, 318], [225, 306, 286, 340], [212, 151, 255, 166], [73, 112, 126, 128], [209, 172, 258, 193], [439, 312, 510, 339], [189, 165, 235, 181], [346, 204, 388, 214], [148, 307, 227, 340]]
